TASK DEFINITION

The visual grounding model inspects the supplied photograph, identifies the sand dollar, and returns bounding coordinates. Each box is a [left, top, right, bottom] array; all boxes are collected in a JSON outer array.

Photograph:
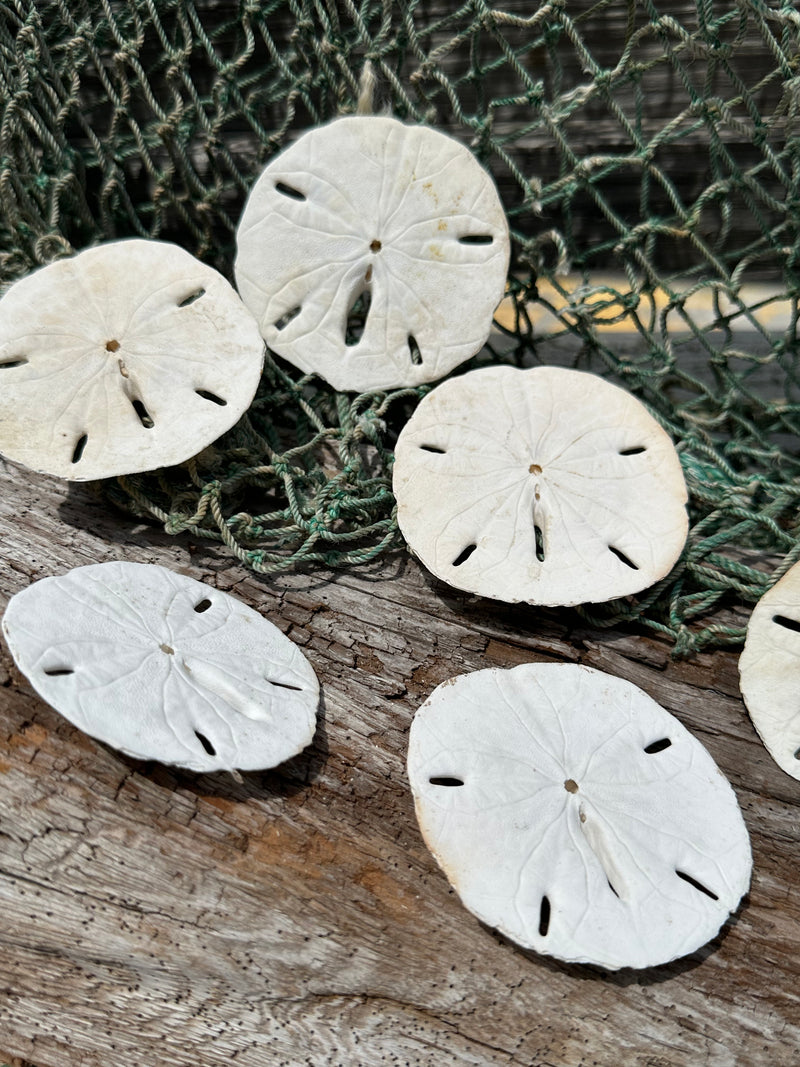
[[2, 561, 319, 773], [739, 560, 800, 780], [407, 663, 752, 970], [393, 365, 689, 606], [0, 239, 265, 480], [234, 116, 510, 392]]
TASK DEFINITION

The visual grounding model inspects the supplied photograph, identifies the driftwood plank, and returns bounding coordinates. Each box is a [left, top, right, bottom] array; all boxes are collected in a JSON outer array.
[[0, 457, 798, 1067]]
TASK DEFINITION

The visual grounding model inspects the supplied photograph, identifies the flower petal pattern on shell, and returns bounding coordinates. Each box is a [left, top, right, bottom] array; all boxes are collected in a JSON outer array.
[[393, 365, 689, 606], [0, 240, 265, 480], [407, 663, 752, 970], [1, 562, 318, 773], [234, 116, 510, 392], [739, 560, 800, 780]]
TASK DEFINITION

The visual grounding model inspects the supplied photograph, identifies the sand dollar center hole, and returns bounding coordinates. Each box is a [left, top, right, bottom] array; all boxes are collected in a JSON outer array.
[[530, 463, 543, 476], [370, 239, 382, 253], [564, 778, 579, 793], [105, 339, 120, 353]]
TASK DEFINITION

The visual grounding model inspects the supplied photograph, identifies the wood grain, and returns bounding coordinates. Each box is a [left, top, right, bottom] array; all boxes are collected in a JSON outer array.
[[0, 457, 798, 1067]]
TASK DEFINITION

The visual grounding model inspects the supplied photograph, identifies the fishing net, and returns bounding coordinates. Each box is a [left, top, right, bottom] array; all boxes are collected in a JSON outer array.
[[1, 0, 799, 654]]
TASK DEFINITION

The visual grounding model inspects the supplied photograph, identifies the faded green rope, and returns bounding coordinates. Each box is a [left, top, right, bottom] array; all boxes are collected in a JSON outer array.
[[2, 0, 800, 655]]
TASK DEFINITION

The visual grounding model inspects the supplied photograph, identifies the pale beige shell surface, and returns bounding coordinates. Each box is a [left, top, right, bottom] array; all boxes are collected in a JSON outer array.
[[739, 560, 800, 779], [393, 365, 689, 606], [407, 663, 752, 970], [2, 561, 319, 773], [0, 240, 265, 480], [234, 116, 510, 392]]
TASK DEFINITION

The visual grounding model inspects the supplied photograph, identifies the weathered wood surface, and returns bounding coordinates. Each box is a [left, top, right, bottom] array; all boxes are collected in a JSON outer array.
[[0, 457, 798, 1067]]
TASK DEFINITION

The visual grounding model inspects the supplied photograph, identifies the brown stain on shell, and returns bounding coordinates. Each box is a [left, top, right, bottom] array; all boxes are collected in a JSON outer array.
[[422, 181, 438, 206]]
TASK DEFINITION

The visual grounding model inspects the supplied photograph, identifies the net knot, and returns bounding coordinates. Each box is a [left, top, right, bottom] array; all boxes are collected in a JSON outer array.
[[356, 412, 387, 442], [164, 514, 190, 535]]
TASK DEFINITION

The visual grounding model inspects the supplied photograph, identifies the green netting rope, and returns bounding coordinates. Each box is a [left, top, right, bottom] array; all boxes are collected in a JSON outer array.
[[2, 0, 800, 655]]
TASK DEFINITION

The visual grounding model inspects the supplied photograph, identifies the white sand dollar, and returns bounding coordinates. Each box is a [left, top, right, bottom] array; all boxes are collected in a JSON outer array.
[[234, 115, 510, 392], [393, 365, 689, 606], [2, 562, 318, 773], [739, 560, 800, 779], [0, 239, 265, 480], [407, 663, 751, 970]]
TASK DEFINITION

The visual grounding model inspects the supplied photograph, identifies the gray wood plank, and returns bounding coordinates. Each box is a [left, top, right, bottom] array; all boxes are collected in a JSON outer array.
[[0, 458, 797, 1067]]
